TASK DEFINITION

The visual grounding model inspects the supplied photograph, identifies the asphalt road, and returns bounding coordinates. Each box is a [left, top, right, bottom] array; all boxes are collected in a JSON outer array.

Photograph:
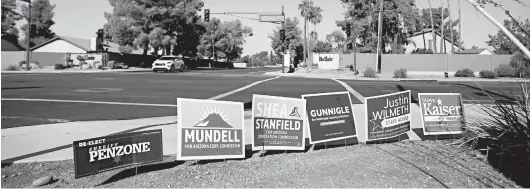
[[1, 67, 523, 128]]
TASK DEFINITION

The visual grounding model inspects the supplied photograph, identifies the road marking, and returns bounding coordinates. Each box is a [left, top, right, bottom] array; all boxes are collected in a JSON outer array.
[[209, 76, 280, 100], [94, 78, 115, 80], [331, 79, 366, 103], [1, 98, 179, 107], [73, 88, 124, 93]]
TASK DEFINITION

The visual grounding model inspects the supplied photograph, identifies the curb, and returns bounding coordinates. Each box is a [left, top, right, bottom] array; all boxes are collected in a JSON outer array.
[[1, 69, 152, 74]]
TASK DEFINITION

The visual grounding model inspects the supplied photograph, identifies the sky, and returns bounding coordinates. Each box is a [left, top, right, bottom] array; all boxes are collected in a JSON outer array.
[[15, 0, 530, 56]]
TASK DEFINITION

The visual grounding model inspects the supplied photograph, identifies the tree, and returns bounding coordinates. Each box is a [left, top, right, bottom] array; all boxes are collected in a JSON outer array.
[[418, 7, 461, 48], [486, 19, 530, 55], [214, 20, 253, 62], [299, 0, 314, 64], [307, 5, 323, 53], [1, 0, 22, 43], [338, 0, 421, 54], [20, 0, 56, 48], [197, 18, 222, 60], [326, 30, 346, 51], [105, 0, 205, 65], [471, 46, 479, 49], [269, 17, 304, 64], [313, 41, 333, 53]]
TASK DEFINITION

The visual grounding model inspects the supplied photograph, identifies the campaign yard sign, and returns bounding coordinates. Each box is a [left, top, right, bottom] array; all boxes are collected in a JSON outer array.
[[73, 129, 163, 179], [302, 91, 357, 144], [418, 93, 466, 135], [252, 94, 306, 151], [177, 98, 245, 160], [365, 90, 411, 141]]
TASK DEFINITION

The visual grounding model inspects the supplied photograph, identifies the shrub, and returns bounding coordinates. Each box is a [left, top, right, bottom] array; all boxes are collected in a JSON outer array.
[[509, 51, 530, 78], [30, 61, 43, 68], [363, 67, 377, 78], [54, 64, 66, 70], [411, 48, 434, 54], [459, 82, 530, 187], [479, 70, 496, 79], [18, 60, 26, 67], [454, 68, 475, 77], [393, 68, 407, 78], [494, 64, 516, 77], [6, 64, 20, 71]]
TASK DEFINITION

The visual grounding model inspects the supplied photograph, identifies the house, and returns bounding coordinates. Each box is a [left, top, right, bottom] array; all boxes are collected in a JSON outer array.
[[455, 48, 494, 55], [402, 28, 463, 54], [1, 37, 25, 51], [29, 36, 145, 54]]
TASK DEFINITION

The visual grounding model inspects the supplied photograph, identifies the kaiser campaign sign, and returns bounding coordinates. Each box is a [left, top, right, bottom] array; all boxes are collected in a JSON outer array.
[[365, 90, 411, 141], [177, 98, 244, 160], [252, 94, 306, 151], [302, 91, 356, 144], [313, 54, 339, 69], [418, 93, 465, 135], [73, 129, 163, 179]]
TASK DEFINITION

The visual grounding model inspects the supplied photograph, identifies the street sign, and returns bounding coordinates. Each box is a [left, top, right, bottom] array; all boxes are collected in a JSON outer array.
[[252, 94, 306, 151], [177, 98, 245, 161], [259, 14, 285, 23], [418, 93, 465, 135], [73, 129, 163, 179]]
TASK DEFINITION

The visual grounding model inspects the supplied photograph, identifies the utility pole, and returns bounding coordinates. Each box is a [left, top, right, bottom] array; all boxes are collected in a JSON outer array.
[[466, 0, 530, 58], [440, 1, 445, 54], [458, 0, 462, 51], [212, 36, 215, 69], [352, 21, 357, 74], [375, 0, 383, 73], [447, 0, 455, 53], [282, 5, 285, 73], [428, 0, 437, 54], [24, 0, 32, 71]]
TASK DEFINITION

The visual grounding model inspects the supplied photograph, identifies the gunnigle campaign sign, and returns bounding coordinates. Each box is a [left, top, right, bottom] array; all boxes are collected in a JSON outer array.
[[418, 93, 465, 135], [73, 129, 163, 179], [365, 90, 411, 141], [177, 98, 245, 160], [252, 94, 306, 151], [302, 91, 357, 144]]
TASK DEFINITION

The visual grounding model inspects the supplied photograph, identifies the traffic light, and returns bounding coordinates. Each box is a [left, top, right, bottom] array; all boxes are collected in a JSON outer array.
[[347, 43, 353, 50], [96, 29, 104, 52], [280, 29, 285, 41], [346, 23, 351, 37], [204, 9, 210, 22]]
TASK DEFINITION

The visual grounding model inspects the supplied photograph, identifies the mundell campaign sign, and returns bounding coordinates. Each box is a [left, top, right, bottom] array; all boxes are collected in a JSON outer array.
[[177, 98, 245, 160], [73, 129, 163, 178], [365, 90, 411, 141], [418, 93, 465, 135], [302, 91, 357, 144], [252, 94, 306, 151]]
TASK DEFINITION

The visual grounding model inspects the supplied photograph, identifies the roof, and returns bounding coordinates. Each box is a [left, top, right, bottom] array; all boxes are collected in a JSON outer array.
[[455, 48, 492, 54], [1, 38, 25, 51], [30, 36, 92, 52], [407, 28, 464, 49], [103, 42, 144, 55]]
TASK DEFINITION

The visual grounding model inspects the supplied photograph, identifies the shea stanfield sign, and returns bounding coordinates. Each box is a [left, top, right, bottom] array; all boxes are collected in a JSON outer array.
[[302, 91, 357, 144], [73, 129, 163, 178], [252, 94, 306, 151], [418, 93, 465, 135], [365, 90, 411, 141], [177, 98, 245, 160]]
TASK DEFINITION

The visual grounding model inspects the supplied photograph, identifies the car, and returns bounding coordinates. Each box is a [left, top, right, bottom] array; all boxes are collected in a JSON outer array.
[[152, 55, 186, 72]]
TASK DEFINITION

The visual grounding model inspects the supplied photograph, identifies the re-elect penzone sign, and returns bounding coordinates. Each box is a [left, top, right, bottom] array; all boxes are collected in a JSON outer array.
[[418, 93, 465, 135], [177, 98, 245, 161], [302, 91, 357, 144], [73, 129, 163, 179], [252, 94, 306, 151], [365, 90, 411, 141]]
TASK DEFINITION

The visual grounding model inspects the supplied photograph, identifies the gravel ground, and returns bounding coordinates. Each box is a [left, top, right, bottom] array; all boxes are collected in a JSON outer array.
[[1, 140, 521, 188]]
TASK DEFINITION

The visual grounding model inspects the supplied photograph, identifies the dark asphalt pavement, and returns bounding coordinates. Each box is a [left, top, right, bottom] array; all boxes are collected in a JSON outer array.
[[1, 67, 521, 128]]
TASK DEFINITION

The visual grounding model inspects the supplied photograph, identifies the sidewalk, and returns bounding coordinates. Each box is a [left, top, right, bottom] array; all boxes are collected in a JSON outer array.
[[1, 104, 489, 164], [264, 69, 530, 83], [1, 67, 151, 74]]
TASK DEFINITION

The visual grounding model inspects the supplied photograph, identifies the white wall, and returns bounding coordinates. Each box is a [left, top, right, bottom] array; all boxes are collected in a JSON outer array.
[[404, 33, 458, 54], [32, 40, 87, 53], [313, 54, 340, 69]]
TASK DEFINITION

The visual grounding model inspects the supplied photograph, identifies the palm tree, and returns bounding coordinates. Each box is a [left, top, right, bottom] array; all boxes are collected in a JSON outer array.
[[308, 5, 323, 53], [298, 0, 313, 67]]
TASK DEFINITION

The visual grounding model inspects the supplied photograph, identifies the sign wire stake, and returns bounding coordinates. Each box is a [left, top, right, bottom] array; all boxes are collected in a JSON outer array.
[[135, 165, 138, 176]]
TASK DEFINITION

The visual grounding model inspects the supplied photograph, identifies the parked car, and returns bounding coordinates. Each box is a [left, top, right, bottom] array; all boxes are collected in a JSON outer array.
[[152, 55, 186, 72]]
